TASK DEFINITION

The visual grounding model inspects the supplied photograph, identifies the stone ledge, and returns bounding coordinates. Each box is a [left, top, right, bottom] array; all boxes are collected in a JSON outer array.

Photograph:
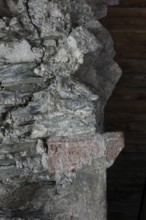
[[47, 132, 124, 174]]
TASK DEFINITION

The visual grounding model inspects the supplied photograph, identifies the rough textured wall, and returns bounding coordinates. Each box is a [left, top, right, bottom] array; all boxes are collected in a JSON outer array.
[[0, 0, 123, 219]]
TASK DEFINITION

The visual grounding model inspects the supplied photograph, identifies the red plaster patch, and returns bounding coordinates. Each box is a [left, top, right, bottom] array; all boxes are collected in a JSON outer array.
[[47, 135, 103, 173], [47, 132, 124, 174]]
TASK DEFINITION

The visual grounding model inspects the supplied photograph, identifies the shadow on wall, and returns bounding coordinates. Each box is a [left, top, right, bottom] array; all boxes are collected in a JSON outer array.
[[106, 133, 146, 220], [104, 67, 146, 220]]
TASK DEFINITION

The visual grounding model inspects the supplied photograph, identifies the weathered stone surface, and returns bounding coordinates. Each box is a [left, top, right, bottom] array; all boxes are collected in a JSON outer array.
[[45, 160, 107, 220], [47, 132, 124, 174], [0, 40, 43, 64], [45, 132, 124, 219], [0, 0, 123, 219], [104, 132, 124, 165], [47, 134, 104, 174]]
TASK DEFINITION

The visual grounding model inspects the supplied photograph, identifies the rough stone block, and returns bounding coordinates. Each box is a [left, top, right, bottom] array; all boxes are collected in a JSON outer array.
[[47, 132, 124, 174]]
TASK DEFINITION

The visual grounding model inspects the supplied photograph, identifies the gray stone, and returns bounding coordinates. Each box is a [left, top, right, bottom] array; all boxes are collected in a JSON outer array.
[[0, 0, 123, 219]]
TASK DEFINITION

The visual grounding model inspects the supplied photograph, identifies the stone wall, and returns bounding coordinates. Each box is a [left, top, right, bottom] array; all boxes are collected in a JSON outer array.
[[0, 0, 124, 219]]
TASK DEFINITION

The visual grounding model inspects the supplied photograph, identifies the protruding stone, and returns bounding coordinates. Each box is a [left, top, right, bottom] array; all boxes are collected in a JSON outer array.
[[0, 40, 43, 64], [104, 132, 125, 166], [47, 134, 104, 174], [47, 132, 124, 174]]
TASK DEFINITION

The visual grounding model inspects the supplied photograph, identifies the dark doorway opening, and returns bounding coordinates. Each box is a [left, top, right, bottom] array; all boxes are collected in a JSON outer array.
[[104, 66, 146, 220], [104, 82, 146, 219], [100, 1, 146, 219]]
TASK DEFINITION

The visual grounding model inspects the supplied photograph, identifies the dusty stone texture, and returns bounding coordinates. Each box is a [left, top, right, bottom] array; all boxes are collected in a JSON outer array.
[[0, 0, 123, 219], [45, 160, 107, 220], [45, 133, 124, 219], [47, 132, 124, 174]]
